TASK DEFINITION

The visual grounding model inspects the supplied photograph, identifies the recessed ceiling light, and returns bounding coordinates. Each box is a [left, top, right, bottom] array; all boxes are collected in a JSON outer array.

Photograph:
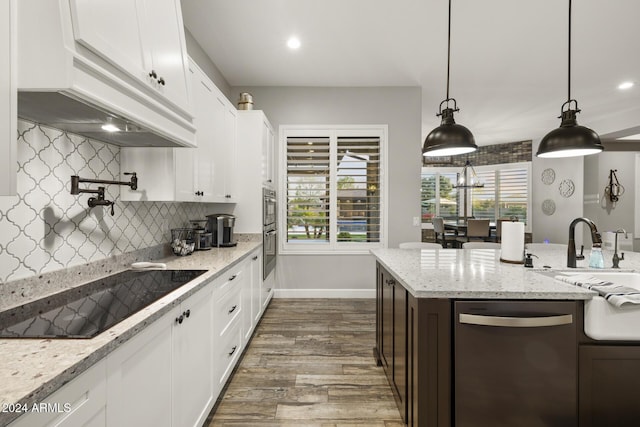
[[287, 37, 301, 50], [618, 81, 634, 90]]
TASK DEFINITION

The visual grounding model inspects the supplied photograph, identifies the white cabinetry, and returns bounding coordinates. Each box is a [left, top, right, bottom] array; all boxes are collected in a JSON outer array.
[[242, 249, 263, 345], [106, 308, 175, 427], [17, 0, 195, 147], [9, 360, 107, 427], [235, 111, 276, 233], [172, 286, 215, 427], [1, 0, 16, 196], [213, 264, 245, 393], [120, 59, 236, 202], [69, 0, 190, 114], [107, 285, 214, 427]]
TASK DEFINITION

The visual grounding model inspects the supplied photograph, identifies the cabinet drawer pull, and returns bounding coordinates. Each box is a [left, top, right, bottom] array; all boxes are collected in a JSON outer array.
[[157, 77, 165, 86], [385, 279, 395, 286], [229, 274, 237, 281], [183, 309, 190, 318], [267, 288, 272, 293], [228, 346, 237, 357], [459, 313, 573, 328], [228, 305, 237, 314], [149, 69, 157, 79], [175, 315, 184, 325]]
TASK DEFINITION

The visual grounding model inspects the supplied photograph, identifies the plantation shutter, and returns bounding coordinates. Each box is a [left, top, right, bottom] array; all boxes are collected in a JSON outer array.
[[336, 136, 381, 242], [285, 136, 330, 243], [471, 170, 496, 220], [499, 167, 528, 222]]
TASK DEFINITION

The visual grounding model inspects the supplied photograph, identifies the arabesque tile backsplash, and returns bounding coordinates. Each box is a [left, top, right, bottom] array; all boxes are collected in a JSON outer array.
[[0, 121, 219, 283]]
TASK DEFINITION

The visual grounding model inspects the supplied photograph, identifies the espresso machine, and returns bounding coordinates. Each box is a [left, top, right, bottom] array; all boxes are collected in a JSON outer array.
[[206, 214, 237, 247]]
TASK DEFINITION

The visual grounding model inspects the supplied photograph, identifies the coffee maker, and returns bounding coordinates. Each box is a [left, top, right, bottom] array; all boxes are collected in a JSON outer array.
[[206, 214, 237, 247]]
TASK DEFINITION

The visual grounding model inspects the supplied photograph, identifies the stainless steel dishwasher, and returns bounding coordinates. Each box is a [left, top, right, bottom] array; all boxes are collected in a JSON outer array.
[[454, 300, 578, 427]]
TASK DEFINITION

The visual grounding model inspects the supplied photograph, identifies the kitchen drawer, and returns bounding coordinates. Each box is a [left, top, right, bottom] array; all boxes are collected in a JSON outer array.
[[9, 359, 107, 427], [214, 275, 242, 336], [213, 318, 242, 389]]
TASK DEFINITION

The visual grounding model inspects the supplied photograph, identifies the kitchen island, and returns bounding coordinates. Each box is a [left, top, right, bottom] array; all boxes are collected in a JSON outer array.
[[0, 236, 265, 427], [371, 247, 640, 427]]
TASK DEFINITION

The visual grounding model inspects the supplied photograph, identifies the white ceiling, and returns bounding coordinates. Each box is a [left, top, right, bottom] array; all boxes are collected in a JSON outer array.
[[182, 0, 640, 146]]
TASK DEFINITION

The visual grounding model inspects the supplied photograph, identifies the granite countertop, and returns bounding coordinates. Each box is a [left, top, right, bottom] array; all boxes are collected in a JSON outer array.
[[0, 238, 261, 426], [371, 246, 640, 299]]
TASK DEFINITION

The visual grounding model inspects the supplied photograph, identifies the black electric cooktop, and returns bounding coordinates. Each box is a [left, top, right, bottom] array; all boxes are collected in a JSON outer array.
[[0, 269, 206, 339]]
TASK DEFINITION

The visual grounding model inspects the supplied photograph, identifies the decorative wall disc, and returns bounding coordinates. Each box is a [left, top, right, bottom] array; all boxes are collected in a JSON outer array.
[[542, 199, 556, 216], [559, 179, 575, 198], [541, 168, 555, 185]]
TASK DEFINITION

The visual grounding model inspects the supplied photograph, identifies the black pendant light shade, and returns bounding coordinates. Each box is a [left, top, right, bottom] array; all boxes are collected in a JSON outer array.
[[536, 0, 603, 158], [422, 0, 477, 158], [537, 102, 603, 158], [423, 102, 477, 157]]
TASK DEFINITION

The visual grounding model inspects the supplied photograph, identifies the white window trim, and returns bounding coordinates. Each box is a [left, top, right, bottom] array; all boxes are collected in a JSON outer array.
[[421, 161, 532, 232], [279, 124, 388, 255]]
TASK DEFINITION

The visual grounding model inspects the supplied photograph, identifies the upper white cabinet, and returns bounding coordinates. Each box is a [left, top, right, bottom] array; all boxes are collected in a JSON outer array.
[[69, 0, 191, 114], [17, 0, 195, 147], [234, 111, 276, 233], [120, 59, 236, 202], [1, 0, 16, 196]]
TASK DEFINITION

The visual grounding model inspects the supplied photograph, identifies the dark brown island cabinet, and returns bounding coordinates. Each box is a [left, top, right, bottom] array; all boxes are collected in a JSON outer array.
[[374, 262, 640, 427]]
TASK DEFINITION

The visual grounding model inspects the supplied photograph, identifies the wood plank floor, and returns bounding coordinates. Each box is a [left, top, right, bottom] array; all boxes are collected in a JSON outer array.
[[206, 298, 403, 427]]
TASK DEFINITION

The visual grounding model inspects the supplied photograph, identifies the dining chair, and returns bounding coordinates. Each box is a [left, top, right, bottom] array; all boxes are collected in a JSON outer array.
[[399, 242, 443, 249], [432, 217, 456, 248], [456, 219, 490, 246], [462, 242, 501, 249]]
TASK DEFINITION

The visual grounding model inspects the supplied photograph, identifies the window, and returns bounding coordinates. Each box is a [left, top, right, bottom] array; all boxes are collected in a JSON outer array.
[[421, 162, 531, 229], [281, 126, 387, 253]]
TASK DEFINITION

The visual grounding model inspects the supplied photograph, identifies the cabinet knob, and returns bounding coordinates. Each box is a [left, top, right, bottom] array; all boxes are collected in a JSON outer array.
[[229, 274, 237, 281], [228, 305, 237, 314], [228, 346, 237, 357], [183, 309, 191, 318], [195, 191, 203, 196], [252, 256, 258, 261], [157, 77, 165, 86], [175, 315, 184, 325], [149, 70, 157, 79], [267, 288, 272, 293]]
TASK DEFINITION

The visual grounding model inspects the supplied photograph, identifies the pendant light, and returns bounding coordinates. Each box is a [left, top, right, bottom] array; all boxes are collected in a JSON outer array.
[[536, 0, 603, 158], [423, 0, 477, 157]]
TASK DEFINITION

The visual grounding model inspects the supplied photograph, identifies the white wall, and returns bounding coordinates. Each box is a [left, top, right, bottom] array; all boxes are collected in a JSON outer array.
[[585, 151, 637, 251], [232, 86, 422, 296], [184, 29, 233, 101], [531, 139, 585, 245]]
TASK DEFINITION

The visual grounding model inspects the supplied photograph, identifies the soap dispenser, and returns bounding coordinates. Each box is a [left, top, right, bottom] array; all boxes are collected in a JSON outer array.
[[589, 243, 604, 269]]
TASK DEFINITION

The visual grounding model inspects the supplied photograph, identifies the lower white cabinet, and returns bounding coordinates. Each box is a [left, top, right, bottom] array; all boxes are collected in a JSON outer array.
[[106, 307, 175, 427], [213, 264, 245, 393], [9, 360, 107, 427], [172, 286, 215, 427], [106, 285, 214, 427], [262, 269, 275, 311], [242, 249, 263, 346]]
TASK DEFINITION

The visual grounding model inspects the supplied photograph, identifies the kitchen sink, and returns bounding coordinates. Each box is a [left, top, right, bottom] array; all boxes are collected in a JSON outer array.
[[554, 271, 640, 341]]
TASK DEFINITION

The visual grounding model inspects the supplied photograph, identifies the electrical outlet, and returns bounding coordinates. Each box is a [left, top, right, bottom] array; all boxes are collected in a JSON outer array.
[[412, 216, 420, 227]]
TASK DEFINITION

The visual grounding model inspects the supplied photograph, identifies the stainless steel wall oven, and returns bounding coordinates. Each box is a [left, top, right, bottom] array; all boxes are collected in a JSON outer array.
[[263, 188, 277, 279]]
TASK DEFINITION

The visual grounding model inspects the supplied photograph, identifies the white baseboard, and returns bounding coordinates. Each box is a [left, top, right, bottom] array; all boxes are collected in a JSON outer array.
[[273, 288, 375, 299]]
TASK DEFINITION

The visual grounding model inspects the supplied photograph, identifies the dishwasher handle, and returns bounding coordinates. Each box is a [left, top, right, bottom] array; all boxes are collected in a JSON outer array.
[[459, 313, 573, 328]]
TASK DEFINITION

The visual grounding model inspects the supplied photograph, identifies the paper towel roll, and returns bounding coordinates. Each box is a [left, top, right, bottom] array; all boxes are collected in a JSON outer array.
[[500, 221, 525, 264]]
